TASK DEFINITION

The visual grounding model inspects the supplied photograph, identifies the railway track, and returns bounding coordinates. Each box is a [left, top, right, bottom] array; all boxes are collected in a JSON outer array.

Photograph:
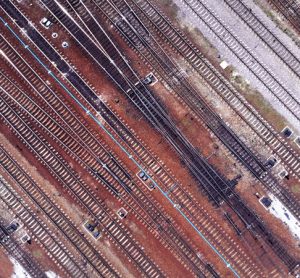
[[0, 2, 268, 276], [0, 146, 120, 278], [0, 14, 264, 275], [0, 66, 164, 277], [125, 71, 299, 273], [10, 0, 295, 274], [0, 176, 87, 278], [83, 0, 300, 221], [266, 0, 300, 35], [0, 35, 216, 278], [89, 0, 300, 220], [127, 0, 300, 178], [8, 0, 298, 272], [36, 1, 297, 270], [0, 214, 47, 278], [182, 0, 300, 121], [222, 0, 300, 78], [43, 0, 265, 206], [90, 0, 269, 178]]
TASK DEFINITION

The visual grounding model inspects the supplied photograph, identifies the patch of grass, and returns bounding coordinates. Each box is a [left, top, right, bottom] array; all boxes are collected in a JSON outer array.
[[253, 0, 300, 47], [180, 116, 190, 127], [233, 75, 243, 84], [246, 90, 287, 130], [159, 0, 179, 20], [193, 28, 215, 49], [291, 184, 300, 194], [228, 66, 287, 130], [230, 73, 250, 91], [32, 250, 43, 259]]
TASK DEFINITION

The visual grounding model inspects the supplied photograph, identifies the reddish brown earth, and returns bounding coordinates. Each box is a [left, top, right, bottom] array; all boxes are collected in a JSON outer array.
[[0, 119, 189, 277], [0, 1, 298, 277], [0, 249, 14, 278]]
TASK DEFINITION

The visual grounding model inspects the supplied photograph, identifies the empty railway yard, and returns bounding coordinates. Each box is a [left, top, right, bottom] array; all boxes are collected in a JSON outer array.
[[0, 0, 300, 277]]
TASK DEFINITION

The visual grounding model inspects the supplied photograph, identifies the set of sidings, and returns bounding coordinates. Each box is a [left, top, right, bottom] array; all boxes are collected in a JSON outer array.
[[0, 149, 119, 278], [102, 0, 300, 220], [223, 0, 300, 77], [39, 0, 298, 274], [1, 1, 263, 276], [184, 0, 300, 120], [91, 0, 268, 180], [96, 0, 300, 220], [0, 88, 163, 278], [0, 19, 163, 275], [71, 0, 299, 272], [129, 0, 300, 192], [48, 0, 258, 210], [266, 0, 300, 35], [95, 0, 272, 186], [0, 212, 47, 278], [0, 32, 215, 278], [0, 175, 86, 277]]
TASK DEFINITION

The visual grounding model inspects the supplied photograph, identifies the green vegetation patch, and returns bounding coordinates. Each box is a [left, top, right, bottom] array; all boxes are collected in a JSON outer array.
[[291, 184, 300, 194], [32, 249, 43, 259], [246, 90, 287, 130]]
